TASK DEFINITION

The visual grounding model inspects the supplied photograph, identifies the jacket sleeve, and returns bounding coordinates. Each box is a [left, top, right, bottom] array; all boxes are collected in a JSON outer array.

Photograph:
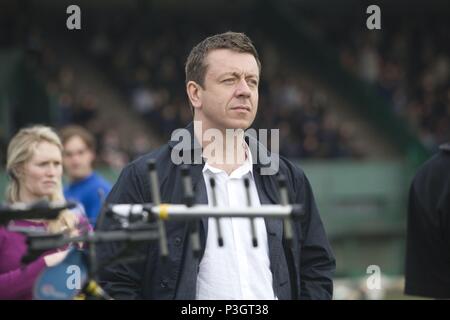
[[294, 170, 336, 300], [0, 236, 47, 299], [96, 163, 150, 299]]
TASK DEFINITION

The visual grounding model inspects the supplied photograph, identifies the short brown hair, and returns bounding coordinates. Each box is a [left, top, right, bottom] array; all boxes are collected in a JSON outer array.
[[185, 32, 261, 113], [185, 31, 261, 86], [59, 125, 96, 152]]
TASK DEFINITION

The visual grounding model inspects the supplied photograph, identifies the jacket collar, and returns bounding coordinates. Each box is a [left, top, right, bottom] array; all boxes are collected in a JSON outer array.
[[167, 122, 278, 174]]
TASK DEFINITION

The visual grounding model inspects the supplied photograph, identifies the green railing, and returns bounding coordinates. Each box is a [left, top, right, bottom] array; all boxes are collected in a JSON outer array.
[[300, 160, 410, 277]]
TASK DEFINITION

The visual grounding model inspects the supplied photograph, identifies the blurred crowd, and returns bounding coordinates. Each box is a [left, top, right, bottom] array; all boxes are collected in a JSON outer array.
[[82, 16, 363, 160], [31, 46, 135, 170], [3, 26, 150, 169], [314, 15, 450, 152], [2, 6, 448, 169]]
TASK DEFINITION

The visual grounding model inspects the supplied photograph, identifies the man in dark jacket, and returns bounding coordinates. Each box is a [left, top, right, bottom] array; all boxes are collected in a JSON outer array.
[[96, 31, 335, 300], [404, 143, 450, 299]]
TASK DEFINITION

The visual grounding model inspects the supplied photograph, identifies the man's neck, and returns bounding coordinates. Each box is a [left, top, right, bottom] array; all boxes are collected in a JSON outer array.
[[194, 122, 248, 175]]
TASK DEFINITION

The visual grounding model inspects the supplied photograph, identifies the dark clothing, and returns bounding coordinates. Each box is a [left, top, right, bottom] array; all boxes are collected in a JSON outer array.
[[405, 143, 450, 298], [97, 123, 335, 300]]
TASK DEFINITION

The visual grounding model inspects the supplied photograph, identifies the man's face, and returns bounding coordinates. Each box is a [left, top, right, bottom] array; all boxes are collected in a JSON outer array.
[[191, 49, 259, 131], [63, 136, 94, 180]]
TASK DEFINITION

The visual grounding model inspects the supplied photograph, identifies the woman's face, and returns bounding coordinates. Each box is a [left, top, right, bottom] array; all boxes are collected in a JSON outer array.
[[19, 141, 63, 203]]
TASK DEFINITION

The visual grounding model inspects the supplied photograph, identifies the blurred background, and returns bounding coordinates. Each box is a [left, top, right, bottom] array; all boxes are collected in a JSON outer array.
[[0, 0, 448, 299]]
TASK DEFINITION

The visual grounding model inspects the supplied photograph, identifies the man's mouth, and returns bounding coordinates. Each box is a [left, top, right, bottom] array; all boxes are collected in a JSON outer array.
[[231, 105, 251, 112]]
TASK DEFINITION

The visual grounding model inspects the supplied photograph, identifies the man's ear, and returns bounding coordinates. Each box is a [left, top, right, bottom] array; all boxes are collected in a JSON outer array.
[[186, 81, 202, 111]]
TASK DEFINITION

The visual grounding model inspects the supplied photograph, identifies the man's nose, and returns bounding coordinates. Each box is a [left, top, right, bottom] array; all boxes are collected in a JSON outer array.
[[235, 78, 252, 98]]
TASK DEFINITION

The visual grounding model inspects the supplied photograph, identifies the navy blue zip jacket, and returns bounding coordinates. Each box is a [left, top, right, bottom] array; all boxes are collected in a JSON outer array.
[[96, 122, 335, 300]]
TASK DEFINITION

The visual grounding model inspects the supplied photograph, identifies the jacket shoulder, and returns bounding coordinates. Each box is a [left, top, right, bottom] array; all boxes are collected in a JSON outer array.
[[412, 148, 450, 188], [126, 144, 172, 175], [277, 155, 307, 183], [439, 143, 450, 153]]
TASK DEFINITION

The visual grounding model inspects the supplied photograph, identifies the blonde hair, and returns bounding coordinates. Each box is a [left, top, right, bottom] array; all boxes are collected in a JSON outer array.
[[6, 125, 78, 234]]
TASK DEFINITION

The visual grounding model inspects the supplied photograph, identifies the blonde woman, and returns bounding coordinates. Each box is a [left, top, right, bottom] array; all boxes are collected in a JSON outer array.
[[0, 125, 89, 299]]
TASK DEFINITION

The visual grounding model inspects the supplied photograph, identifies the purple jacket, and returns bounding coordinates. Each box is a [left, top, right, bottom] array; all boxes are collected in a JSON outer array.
[[0, 220, 48, 299], [0, 212, 92, 300]]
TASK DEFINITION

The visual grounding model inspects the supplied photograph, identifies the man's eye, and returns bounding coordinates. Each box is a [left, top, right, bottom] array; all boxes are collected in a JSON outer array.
[[222, 78, 235, 84]]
